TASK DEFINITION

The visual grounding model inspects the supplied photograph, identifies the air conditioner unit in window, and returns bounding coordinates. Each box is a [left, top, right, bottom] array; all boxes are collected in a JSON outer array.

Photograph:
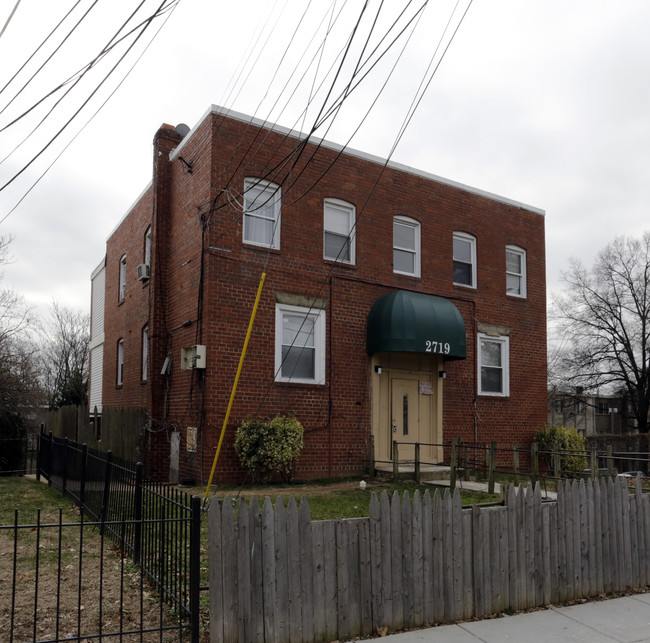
[[137, 263, 150, 281]]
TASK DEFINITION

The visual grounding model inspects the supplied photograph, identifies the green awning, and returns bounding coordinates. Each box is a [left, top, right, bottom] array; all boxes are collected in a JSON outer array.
[[367, 290, 466, 359]]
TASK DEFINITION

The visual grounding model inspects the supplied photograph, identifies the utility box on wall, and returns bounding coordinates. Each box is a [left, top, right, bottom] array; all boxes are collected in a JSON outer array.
[[181, 344, 206, 370]]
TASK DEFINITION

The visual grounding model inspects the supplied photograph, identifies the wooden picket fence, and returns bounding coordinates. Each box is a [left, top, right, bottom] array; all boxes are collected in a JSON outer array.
[[208, 478, 650, 642]]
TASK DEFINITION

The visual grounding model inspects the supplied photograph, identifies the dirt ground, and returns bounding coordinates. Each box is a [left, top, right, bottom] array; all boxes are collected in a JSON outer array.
[[0, 504, 186, 643]]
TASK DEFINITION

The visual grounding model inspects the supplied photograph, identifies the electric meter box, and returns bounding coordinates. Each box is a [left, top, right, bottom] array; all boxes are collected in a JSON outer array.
[[181, 345, 206, 370]]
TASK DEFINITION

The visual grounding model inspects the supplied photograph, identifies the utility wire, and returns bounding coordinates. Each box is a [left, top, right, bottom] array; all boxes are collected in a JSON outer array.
[[236, 0, 425, 201], [0, 0, 180, 203], [0, 0, 22, 41], [205, 0, 373, 225], [211, 0, 349, 204], [0, 0, 177, 135], [201, 1, 430, 408], [198, 1, 428, 247], [0, 1, 179, 166], [253, 0, 429, 395], [0, 0, 94, 117], [249, 0, 475, 407]]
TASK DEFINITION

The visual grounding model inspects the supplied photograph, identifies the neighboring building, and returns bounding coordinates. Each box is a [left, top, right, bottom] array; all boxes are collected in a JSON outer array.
[[548, 388, 636, 436], [89, 105, 547, 484], [88, 258, 106, 440]]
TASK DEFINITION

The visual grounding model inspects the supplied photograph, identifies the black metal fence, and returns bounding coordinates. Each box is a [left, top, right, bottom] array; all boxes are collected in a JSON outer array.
[[34, 432, 201, 642], [0, 433, 39, 475], [3, 510, 194, 642]]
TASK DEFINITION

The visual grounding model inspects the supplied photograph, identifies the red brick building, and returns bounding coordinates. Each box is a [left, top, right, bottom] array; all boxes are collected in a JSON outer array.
[[89, 105, 547, 484]]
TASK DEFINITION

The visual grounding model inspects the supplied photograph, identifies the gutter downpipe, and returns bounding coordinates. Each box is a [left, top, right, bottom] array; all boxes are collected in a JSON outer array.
[[328, 274, 334, 477], [204, 272, 266, 499]]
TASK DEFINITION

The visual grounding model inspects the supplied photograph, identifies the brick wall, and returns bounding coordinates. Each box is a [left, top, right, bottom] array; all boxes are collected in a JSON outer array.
[[101, 108, 547, 483]]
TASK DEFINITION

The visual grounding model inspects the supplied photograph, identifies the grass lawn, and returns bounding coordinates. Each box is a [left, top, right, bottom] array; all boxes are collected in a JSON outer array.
[[0, 476, 185, 642], [195, 476, 502, 520], [0, 475, 80, 524]]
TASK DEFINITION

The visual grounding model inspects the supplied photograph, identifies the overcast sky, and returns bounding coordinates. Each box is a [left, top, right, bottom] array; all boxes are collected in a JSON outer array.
[[1, 0, 649, 320]]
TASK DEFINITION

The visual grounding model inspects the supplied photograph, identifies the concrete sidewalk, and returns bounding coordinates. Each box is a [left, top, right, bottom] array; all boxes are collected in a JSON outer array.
[[376, 593, 650, 642]]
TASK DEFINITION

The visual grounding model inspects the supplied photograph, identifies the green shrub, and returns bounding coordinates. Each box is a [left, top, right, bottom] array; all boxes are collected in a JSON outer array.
[[234, 414, 304, 482], [535, 424, 587, 476]]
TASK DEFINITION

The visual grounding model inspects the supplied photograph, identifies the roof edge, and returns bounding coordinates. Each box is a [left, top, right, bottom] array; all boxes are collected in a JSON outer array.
[[184, 104, 545, 216]]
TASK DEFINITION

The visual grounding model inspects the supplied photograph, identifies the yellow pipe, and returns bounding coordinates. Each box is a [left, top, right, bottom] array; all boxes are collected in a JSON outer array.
[[204, 272, 266, 499]]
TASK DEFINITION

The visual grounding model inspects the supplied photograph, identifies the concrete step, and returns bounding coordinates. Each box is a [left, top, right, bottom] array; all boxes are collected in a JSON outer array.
[[375, 463, 451, 481]]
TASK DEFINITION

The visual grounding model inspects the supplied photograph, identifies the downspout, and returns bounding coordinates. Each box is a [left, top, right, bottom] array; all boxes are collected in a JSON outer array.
[[328, 274, 334, 477], [197, 213, 207, 485], [474, 305, 478, 443], [204, 272, 266, 498]]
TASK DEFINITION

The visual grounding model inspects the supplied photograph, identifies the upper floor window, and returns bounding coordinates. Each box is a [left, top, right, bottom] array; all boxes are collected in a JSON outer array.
[[117, 339, 124, 386], [324, 199, 355, 264], [453, 232, 476, 288], [506, 246, 526, 298], [275, 303, 326, 385], [243, 178, 280, 249], [596, 402, 609, 415], [393, 216, 420, 277], [144, 226, 152, 267], [478, 333, 509, 396], [142, 326, 149, 381], [119, 254, 127, 302]]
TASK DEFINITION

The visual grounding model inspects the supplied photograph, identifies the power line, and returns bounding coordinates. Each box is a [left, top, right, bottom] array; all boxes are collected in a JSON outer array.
[[0, 0, 178, 194], [0, 0, 94, 118], [0, 0, 181, 220], [0, 1, 179, 166], [246, 0, 475, 409], [0, 0, 22, 41]]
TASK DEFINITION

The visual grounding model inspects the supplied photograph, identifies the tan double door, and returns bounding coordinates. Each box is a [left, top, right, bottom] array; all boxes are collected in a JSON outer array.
[[371, 353, 443, 465]]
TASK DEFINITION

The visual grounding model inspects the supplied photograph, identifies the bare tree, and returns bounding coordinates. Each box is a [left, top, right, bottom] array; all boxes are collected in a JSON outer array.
[[41, 302, 90, 410], [0, 237, 42, 415], [553, 233, 650, 432]]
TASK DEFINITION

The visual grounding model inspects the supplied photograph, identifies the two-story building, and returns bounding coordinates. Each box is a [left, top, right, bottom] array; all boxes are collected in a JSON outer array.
[[89, 105, 547, 484]]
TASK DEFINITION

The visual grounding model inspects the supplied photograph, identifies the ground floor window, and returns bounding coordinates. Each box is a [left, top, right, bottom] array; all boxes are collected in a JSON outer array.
[[275, 303, 325, 384], [478, 333, 509, 396]]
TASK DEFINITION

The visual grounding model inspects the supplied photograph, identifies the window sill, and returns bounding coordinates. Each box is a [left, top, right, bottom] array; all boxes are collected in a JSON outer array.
[[393, 270, 421, 279], [243, 242, 280, 254], [324, 259, 357, 270], [274, 380, 326, 388], [453, 282, 476, 290]]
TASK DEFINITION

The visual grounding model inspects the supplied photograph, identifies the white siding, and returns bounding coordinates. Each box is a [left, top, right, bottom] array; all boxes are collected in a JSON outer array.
[[89, 259, 106, 413], [90, 259, 105, 343], [89, 346, 103, 413]]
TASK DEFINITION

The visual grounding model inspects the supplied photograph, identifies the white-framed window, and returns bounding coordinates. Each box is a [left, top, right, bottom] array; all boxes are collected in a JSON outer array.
[[117, 339, 124, 386], [478, 333, 509, 396], [144, 226, 152, 267], [393, 216, 421, 277], [243, 178, 281, 248], [506, 245, 526, 298], [142, 326, 149, 381], [453, 232, 476, 288], [324, 199, 355, 264], [119, 254, 127, 302], [275, 303, 326, 385]]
